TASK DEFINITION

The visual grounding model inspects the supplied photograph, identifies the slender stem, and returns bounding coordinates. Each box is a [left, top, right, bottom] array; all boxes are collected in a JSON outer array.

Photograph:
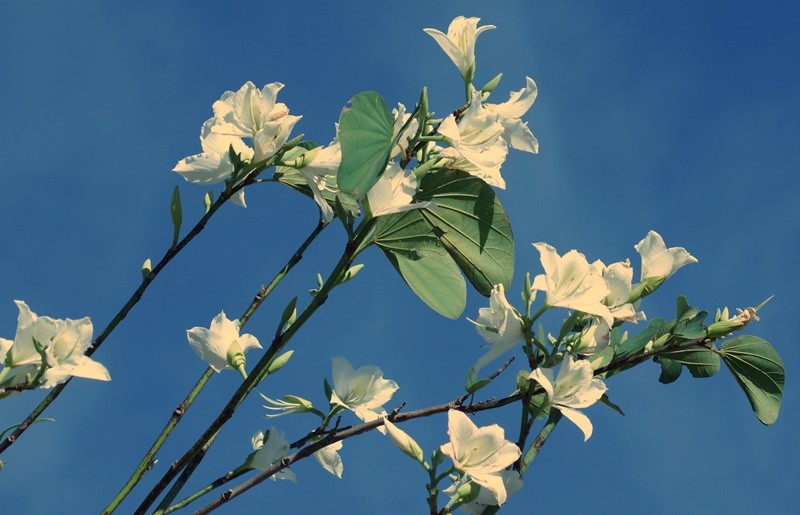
[[135, 217, 377, 514], [101, 218, 327, 514], [164, 466, 249, 514], [0, 164, 273, 454], [102, 368, 215, 515], [519, 411, 562, 476], [193, 393, 522, 514]]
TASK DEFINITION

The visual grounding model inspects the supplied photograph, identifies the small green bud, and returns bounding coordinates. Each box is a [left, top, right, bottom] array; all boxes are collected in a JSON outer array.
[[707, 307, 759, 338], [453, 481, 481, 505], [628, 275, 666, 303], [226, 340, 246, 370], [266, 350, 294, 375], [481, 72, 503, 94]]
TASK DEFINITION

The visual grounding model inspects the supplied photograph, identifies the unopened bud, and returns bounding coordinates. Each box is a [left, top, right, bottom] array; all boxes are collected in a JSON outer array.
[[707, 307, 759, 338], [383, 418, 425, 464]]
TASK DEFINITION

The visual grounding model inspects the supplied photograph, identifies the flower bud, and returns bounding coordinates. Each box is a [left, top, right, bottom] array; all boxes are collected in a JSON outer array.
[[266, 350, 294, 375], [707, 307, 759, 338], [383, 418, 425, 464], [627, 275, 666, 304], [452, 481, 481, 505]]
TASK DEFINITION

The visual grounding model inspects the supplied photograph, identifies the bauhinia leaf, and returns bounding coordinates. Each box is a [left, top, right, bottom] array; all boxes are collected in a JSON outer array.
[[337, 91, 394, 198], [660, 344, 720, 378], [371, 170, 515, 317], [719, 335, 784, 425]]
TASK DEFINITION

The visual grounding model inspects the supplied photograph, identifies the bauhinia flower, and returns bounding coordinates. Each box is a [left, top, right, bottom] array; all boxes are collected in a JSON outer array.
[[444, 470, 523, 515], [313, 440, 344, 478], [634, 230, 698, 281], [531, 243, 614, 326], [529, 355, 607, 441], [280, 136, 341, 221], [439, 89, 509, 188], [591, 259, 642, 322], [365, 162, 432, 217], [467, 284, 525, 372], [574, 317, 611, 356], [423, 16, 496, 81], [186, 311, 261, 375], [0, 300, 110, 389], [484, 76, 539, 154], [329, 357, 399, 432], [211, 81, 302, 162], [439, 410, 521, 506], [173, 118, 254, 207], [383, 417, 425, 464], [249, 428, 296, 482]]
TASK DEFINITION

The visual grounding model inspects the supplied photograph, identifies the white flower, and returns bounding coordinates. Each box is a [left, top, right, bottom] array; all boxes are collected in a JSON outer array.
[[313, 440, 344, 478], [529, 355, 607, 441], [467, 284, 524, 372], [186, 311, 261, 373], [173, 118, 254, 207], [531, 243, 614, 326], [249, 428, 296, 482], [0, 300, 110, 388], [383, 417, 425, 464], [423, 16, 496, 80], [440, 410, 520, 506], [280, 136, 341, 222], [484, 76, 539, 153], [329, 357, 399, 433], [212, 81, 301, 161], [591, 259, 642, 322], [445, 470, 523, 515], [634, 230, 698, 281], [366, 162, 432, 217], [439, 89, 509, 188], [574, 317, 611, 356]]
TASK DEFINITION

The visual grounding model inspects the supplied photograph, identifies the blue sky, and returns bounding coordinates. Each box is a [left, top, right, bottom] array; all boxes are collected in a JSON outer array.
[[1, 1, 798, 513]]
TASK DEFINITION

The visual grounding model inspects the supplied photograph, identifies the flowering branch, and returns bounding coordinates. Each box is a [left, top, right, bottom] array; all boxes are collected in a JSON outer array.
[[101, 218, 328, 514], [0, 159, 279, 453], [135, 216, 378, 513]]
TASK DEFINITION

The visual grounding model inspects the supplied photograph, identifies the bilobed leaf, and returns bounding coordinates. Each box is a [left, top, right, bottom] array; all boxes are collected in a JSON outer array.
[[415, 170, 514, 294], [382, 246, 466, 319], [720, 336, 784, 425], [337, 91, 394, 198], [371, 170, 515, 317], [661, 345, 720, 378]]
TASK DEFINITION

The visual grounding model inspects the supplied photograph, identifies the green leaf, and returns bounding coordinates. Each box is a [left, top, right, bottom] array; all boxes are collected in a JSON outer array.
[[614, 318, 669, 360], [673, 311, 708, 340], [661, 345, 720, 378], [337, 91, 394, 198], [415, 170, 514, 294], [374, 169, 514, 296], [655, 356, 682, 384], [170, 186, 182, 248], [720, 336, 784, 425], [382, 246, 466, 319], [676, 295, 690, 318]]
